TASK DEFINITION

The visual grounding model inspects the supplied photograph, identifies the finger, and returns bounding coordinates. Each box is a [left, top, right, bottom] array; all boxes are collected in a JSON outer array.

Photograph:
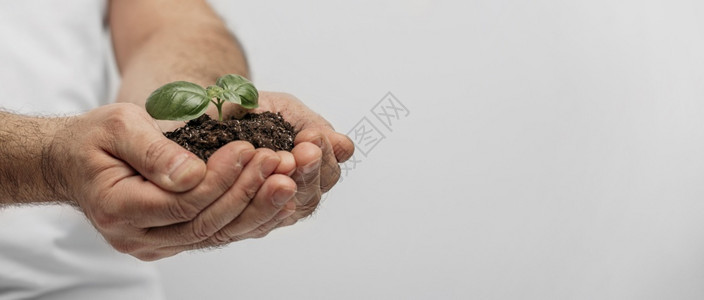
[[329, 132, 355, 162], [158, 174, 295, 252], [295, 130, 340, 193], [207, 174, 296, 244], [278, 216, 299, 228], [154, 201, 294, 257], [295, 125, 354, 163], [291, 141, 323, 208], [110, 117, 206, 193], [144, 148, 279, 246], [234, 200, 296, 241], [274, 150, 296, 176], [273, 205, 302, 231], [107, 142, 256, 229]]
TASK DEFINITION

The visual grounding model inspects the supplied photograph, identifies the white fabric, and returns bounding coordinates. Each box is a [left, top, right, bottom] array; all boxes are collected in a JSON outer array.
[[0, 1, 164, 299]]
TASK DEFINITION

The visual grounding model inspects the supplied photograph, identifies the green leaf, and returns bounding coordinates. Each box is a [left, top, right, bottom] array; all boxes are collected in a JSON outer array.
[[206, 85, 241, 104], [220, 89, 241, 104], [206, 85, 225, 99], [215, 74, 259, 109], [146, 81, 210, 121]]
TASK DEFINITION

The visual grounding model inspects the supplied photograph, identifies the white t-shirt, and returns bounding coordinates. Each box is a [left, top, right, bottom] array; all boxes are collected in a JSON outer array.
[[0, 1, 164, 299]]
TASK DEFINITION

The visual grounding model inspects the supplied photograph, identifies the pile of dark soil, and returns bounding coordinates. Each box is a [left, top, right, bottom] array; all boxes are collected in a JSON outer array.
[[165, 112, 296, 161]]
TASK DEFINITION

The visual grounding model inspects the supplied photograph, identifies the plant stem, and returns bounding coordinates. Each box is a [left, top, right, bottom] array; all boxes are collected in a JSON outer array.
[[210, 99, 224, 121], [215, 99, 224, 121]]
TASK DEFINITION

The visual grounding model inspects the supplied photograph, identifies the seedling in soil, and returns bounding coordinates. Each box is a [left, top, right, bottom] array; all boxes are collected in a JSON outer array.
[[144, 74, 295, 161], [145, 74, 258, 121]]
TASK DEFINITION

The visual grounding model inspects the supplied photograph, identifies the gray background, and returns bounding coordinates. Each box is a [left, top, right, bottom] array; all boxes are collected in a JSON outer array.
[[155, 0, 704, 299]]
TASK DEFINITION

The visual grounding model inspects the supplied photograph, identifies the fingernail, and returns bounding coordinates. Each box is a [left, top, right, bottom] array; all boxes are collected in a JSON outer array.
[[272, 189, 295, 207], [169, 154, 201, 183], [260, 156, 279, 178], [300, 158, 321, 174]]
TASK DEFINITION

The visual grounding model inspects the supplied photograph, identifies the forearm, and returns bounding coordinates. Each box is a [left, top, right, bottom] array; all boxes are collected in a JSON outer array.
[[115, 25, 249, 103], [0, 112, 69, 204], [110, 1, 249, 128]]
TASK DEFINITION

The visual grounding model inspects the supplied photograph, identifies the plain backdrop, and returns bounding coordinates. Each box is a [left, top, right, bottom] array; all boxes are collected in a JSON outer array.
[[155, 1, 704, 299]]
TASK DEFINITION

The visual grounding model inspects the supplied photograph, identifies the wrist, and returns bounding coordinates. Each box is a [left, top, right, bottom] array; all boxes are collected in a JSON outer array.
[[0, 112, 74, 204], [40, 116, 75, 204]]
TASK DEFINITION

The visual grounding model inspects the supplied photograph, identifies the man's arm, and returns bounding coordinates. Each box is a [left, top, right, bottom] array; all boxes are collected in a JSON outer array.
[[0, 112, 68, 204], [0, 0, 299, 260], [110, 0, 249, 128]]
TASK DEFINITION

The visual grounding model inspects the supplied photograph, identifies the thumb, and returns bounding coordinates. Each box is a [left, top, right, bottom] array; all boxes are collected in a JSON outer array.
[[112, 125, 206, 193]]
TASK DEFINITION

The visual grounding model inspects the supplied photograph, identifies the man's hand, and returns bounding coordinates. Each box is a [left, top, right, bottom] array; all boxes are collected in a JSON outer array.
[[49, 103, 298, 260], [107, 0, 354, 244], [226, 92, 355, 239]]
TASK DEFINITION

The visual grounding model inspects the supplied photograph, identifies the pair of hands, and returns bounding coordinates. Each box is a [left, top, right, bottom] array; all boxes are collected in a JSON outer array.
[[52, 92, 353, 260]]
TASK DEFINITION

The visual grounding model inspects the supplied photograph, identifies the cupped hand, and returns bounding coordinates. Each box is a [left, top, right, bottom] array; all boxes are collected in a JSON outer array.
[[52, 103, 297, 260], [226, 91, 355, 238]]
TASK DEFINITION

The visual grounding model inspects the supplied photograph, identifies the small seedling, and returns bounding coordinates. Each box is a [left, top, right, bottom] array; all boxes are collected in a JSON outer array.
[[146, 74, 258, 121]]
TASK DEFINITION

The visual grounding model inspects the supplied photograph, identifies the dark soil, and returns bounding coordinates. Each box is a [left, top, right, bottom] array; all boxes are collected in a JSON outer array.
[[165, 112, 296, 161]]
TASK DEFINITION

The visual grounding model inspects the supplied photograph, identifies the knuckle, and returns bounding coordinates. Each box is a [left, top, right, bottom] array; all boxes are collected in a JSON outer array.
[[87, 192, 123, 231], [236, 185, 258, 206], [109, 239, 143, 254], [190, 218, 218, 242], [102, 113, 128, 134], [92, 210, 120, 231], [244, 185, 258, 200], [142, 139, 173, 174], [100, 104, 139, 133], [211, 230, 234, 245], [91, 194, 121, 230], [168, 200, 200, 222]]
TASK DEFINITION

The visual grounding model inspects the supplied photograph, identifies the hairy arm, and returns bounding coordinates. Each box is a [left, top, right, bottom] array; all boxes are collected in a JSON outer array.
[[0, 112, 69, 205], [0, 1, 301, 259], [0, 1, 234, 205], [110, 0, 249, 129]]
